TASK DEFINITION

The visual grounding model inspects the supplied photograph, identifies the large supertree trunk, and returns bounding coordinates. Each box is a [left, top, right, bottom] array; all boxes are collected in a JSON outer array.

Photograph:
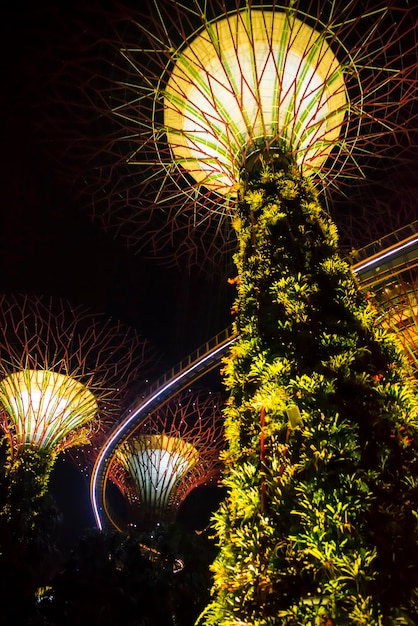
[[203, 159, 418, 625]]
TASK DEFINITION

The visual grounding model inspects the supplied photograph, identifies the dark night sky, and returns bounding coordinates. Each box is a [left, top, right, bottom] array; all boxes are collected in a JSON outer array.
[[0, 0, 232, 547], [0, 3, 232, 358]]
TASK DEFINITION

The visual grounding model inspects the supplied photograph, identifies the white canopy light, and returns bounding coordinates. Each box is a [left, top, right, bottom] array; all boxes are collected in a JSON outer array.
[[164, 9, 347, 195], [0, 369, 98, 449], [122, 434, 199, 508]]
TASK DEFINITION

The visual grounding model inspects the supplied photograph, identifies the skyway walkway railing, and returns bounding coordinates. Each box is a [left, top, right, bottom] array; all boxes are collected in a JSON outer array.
[[348, 221, 418, 264], [351, 226, 418, 288], [139, 326, 236, 402]]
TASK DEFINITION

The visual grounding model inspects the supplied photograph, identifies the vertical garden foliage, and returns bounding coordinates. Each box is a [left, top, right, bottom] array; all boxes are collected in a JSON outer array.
[[202, 160, 418, 625], [0, 443, 60, 617]]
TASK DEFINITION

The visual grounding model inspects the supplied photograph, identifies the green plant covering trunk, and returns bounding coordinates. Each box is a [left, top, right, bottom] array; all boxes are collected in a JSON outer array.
[[0, 443, 60, 616], [201, 158, 418, 625]]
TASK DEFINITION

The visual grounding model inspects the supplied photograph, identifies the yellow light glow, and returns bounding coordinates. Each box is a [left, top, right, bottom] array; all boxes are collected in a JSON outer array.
[[0, 369, 98, 449], [379, 284, 418, 371], [164, 9, 347, 195]]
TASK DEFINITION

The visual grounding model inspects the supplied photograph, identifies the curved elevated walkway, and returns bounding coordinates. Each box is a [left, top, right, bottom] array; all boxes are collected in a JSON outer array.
[[91, 328, 237, 528]]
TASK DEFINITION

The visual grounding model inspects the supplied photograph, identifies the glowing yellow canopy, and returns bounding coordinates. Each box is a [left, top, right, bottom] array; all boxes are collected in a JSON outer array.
[[164, 8, 347, 195], [0, 369, 98, 450]]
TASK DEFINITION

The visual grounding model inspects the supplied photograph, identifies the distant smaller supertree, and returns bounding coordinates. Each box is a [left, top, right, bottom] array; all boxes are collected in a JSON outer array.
[[0, 293, 155, 610], [109, 389, 224, 530], [0, 293, 154, 475]]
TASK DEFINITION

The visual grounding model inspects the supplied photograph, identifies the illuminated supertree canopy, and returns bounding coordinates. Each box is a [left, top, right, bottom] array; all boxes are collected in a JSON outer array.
[[0, 292, 156, 609], [34, 0, 418, 270], [108, 389, 224, 529], [371, 266, 418, 375], [0, 293, 154, 462]]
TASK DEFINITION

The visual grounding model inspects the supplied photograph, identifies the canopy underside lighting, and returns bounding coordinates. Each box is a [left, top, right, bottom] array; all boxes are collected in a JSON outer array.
[[118, 434, 199, 507], [0, 369, 98, 449], [164, 8, 347, 195]]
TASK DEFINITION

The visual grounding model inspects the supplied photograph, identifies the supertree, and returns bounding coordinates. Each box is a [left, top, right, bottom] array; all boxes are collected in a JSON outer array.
[[0, 293, 155, 614], [0, 293, 154, 482], [32, 1, 418, 623], [31, 0, 418, 271], [106, 389, 224, 531]]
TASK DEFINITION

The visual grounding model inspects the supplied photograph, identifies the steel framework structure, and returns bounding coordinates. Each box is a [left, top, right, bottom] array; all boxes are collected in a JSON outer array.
[[0, 294, 154, 458], [35, 0, 418, 270], [107, 389, 224, 529]]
